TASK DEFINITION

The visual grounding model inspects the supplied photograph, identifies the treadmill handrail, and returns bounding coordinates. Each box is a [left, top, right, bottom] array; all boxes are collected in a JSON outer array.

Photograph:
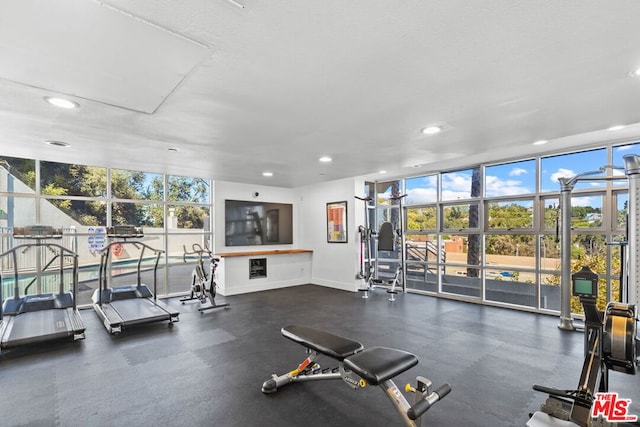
[[0, 241, 80, 317], [97, 241, 164, 305]]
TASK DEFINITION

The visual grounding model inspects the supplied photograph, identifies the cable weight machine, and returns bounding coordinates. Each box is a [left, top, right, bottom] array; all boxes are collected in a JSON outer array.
[[355, 193, 407, 301]]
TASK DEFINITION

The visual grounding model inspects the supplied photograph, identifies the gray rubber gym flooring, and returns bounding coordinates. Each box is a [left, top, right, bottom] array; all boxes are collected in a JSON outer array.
[[1, 285, 639, 426]]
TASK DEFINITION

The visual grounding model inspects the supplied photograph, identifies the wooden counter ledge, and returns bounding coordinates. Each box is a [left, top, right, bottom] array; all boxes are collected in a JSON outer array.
[[217, 249, 313, 257]]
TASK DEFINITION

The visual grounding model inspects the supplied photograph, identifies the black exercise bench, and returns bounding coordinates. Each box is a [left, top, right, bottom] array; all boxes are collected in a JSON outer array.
[[262, 325, 450, 427]]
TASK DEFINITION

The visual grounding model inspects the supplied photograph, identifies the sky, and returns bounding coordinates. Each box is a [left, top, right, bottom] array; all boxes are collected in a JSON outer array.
[[400, 142, 640, 207]]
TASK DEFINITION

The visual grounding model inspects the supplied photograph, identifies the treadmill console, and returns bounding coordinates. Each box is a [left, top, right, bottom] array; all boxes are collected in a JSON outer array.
[[13, 225, 63, 239], [106, 225, 143, 238]]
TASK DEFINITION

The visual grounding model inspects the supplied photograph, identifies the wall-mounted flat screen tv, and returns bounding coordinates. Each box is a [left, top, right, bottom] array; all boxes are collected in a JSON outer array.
[[225, 199, 293, 246]]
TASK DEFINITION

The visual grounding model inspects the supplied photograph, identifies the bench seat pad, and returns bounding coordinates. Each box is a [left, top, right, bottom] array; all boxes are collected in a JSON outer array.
[[343, 346, 418, 385], [281, 325, 364, 361]]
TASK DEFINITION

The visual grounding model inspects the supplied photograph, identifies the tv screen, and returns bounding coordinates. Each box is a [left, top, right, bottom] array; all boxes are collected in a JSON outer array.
[[225, 199, 293, 246]]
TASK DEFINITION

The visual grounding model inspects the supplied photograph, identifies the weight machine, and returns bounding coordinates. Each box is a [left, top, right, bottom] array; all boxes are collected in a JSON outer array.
[[355, 194, 407, 301]]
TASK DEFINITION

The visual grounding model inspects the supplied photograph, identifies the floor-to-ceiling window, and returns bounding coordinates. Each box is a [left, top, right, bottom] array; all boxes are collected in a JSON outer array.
[[0, 157, 212, 306], [387, 142, 638, 314]]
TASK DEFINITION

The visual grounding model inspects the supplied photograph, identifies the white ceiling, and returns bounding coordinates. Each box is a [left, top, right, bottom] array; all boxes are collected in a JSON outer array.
[[1, 0, 640, 188]]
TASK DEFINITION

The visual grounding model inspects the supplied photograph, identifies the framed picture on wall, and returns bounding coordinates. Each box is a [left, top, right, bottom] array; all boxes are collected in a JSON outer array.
[[326, 201, 347, 243]]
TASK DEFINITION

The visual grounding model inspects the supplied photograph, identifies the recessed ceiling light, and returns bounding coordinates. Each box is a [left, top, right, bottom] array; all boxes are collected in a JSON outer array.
[[44, 96, 79, 109], [421, 126, 442, 135], [608, 125, 626, 131], [167, 148, 179, 152], [532, 140, 548, 146], [630, 68, 640, 77], [45, 140, 70, 147], [319, 156, 332, 163], [262, 172, 273, 177], [379, 170, 387, 174]]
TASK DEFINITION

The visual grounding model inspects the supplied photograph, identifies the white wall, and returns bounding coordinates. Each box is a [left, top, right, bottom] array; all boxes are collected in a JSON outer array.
[[214, 177, 365, 293], [296, 177, 364, 292]]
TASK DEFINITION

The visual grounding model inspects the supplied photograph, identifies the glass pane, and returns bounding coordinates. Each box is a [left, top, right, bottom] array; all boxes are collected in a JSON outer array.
[[442, 234, 481, 266], [166, 205, 210, 231], [541, 198, 560, 230], [569, 234, 608, 313], [0, 156, 36, 192], [442, 203, 479, 229], [406, 261, 439, 293], [540, 272, 561, 311], [364, 182, 375, 199], [405, 175, 437, 205], [612, 142, 640, 186], [167, 234, 212, 264], [167, 175, 210, 203], [43, 199, 107, 226], [406, 233, 441, 292], [540, 235, 561, 268], [615, 192, 628, 229], [375, 180, 402, 205], [406, 234, 441, 263], [112, 202, 164, 228], [486, 200, 533, 229], [406, 206, 437, 231], [441, 167, 481, 201], [442, 266, 480, 297], [572, 233, 606, 259], [485, 159, 535, 197], [571, 194, 603, 228], [1, 253, 75, 298], [485, 234, 536, 262], [0, 196, 36, 230], [540, 148, 607, 193], [41, 162, 107, 197], [111, 169, 163, 200], [375, 205, 401, 232], [485, 269, 536, 308], [609, 234, 625, 303]]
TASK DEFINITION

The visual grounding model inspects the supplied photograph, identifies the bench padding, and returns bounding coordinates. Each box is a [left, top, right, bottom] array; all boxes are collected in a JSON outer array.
[[281, 325, 364, 361], [343, 346, 418, 385]]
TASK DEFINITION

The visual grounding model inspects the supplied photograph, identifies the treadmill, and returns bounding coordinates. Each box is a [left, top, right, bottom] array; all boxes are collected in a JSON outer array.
[[92, 225, 179, 334], [0, 225, 85, 354]]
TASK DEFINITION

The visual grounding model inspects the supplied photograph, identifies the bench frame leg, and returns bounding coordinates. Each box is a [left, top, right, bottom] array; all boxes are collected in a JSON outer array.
[[261, 351, 342, 394], [381, 379, 419, 427]]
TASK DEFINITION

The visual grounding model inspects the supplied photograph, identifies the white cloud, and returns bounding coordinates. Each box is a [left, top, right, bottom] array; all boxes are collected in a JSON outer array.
[[485, 175, 531, 197], [406, 187, 437, 205], [509, 167, 527, 176], [441, 172, 471, 192], [616, 145, 635, 152], [572, 196, 599, 207]]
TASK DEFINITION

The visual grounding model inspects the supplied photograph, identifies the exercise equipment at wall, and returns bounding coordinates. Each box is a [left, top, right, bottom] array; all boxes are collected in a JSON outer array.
[[179, 243, 229, 312], [355, 195, 374, 286], [91, 225, 179, 334], [261, 325, 450, 426], [357, 194, 407, 301], [558, 155, 640, 331], [527, 266, 639, 427], [0, 225, 85, 354]]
